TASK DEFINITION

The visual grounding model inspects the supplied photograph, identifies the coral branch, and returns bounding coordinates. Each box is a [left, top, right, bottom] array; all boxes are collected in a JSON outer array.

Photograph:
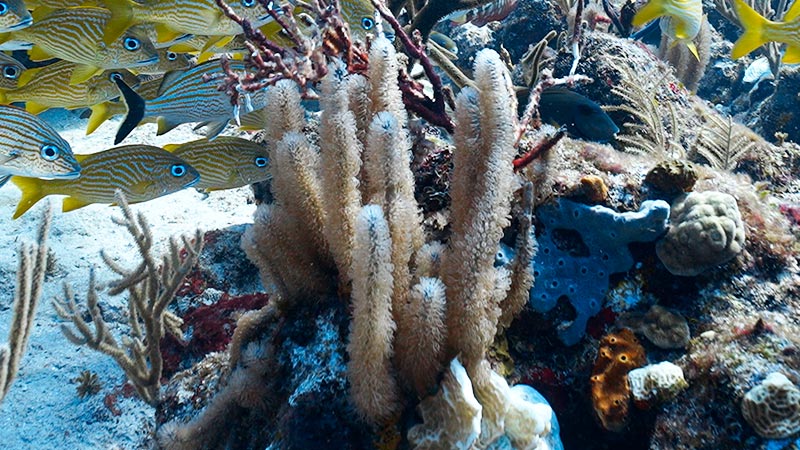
[[53, 192, 203, 406], [0, 204, 52, 404], [371, 0, 455, 132]]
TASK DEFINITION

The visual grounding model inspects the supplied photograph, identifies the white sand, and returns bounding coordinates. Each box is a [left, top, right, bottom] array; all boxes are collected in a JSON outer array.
[[0, 109, 258, 449]]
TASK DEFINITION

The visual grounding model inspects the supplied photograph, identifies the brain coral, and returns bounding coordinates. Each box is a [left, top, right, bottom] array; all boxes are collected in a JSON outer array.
[[656, 191, 745, 276], [741, 372, 800, 439]]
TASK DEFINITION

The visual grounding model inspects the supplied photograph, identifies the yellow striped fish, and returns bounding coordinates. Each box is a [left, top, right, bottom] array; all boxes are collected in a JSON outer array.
[[0, 105, 81, 187], [632, 0, 703, 59], [0, 7, 160, 84], [258, 0, 378, 43], [164, 136, 270, 191], [0, 61, 140, 114], [0, 52, 25, 90], [113, 59, 268, 144], [11, 144, 200, 218], [87, 75, 162, 135], [731, 0, 800, 63], [0, 0, 32, 33], [103, 0, 273, 45]]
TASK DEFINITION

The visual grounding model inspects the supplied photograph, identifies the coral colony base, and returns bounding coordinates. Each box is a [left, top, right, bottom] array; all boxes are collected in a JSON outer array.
[[1, 0, 800, 449]]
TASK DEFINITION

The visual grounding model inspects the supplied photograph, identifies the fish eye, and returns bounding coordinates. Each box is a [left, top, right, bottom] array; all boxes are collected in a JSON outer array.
[[241, 0, 256, 6], [361, 16, 374, 30], [167, 51, 177, 61], [109, 72, 122, 82], [123, 37, 141, 51], [2, 65, 19, 79], [170, 164, 186, 177], [254, 156, 268, 167], [0, 2, 7, 15], [40, 144, 59, 161]]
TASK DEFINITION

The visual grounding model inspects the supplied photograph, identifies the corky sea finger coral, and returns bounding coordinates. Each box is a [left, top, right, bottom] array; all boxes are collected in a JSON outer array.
[[741, 372, 800, 439], [656, 190, 746, 276]]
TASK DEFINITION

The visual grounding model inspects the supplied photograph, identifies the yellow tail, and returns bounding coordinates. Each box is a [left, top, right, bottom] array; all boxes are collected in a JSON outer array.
[[87, 102, 112, 135], [632, 0, 666, 27], [731, 0, 770, 59], [11, 176, 46, 220], [102, 0, 138, 45]]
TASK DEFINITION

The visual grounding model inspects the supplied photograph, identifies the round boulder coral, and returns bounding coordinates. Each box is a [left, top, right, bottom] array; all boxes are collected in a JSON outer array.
[[656, 191, 745, 276], [741, 372, 800, 439]]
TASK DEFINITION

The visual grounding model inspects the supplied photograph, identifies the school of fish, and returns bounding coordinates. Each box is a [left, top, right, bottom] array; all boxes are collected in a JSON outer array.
[[0, 0, 383, 218], [0, 0, 794, 218]]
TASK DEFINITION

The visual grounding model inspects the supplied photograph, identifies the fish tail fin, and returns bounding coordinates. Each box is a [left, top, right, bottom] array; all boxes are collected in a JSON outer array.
[[632, 0, 666, 27], [103, 0, 138, 45], [114, 76, 145, 144], [784, 45, 800, 63], [731, 0, 770, 59], [11, 176, 46, 220], [87, 102, 112, 135]]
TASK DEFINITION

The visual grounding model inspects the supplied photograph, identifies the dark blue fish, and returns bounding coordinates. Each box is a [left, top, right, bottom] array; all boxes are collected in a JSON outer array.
[[540, 87, 619, 142]]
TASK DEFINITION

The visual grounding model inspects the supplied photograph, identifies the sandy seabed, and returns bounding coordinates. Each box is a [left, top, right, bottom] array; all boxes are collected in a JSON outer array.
[[0, 109, 258, 449]]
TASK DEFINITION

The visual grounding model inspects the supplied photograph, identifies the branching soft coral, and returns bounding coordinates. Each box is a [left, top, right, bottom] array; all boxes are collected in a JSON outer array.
[[53, 192, 203, 406]]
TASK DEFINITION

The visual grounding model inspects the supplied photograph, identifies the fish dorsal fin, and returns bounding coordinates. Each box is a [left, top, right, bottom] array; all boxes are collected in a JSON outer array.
[[156, 116, 181, 135], [27, 45, 53, 62], [70, 64, 102, 85], [154, 24, 185, 44], [25, 101, 48, 115], [783, 45, 800, 63], [62, 196, 91, 212], [11, 176, 46, 219], [16, 66, 42, 86], [162, 143, 181, 152], [785, 0, 800, 21], [156, 70, 184, 97]]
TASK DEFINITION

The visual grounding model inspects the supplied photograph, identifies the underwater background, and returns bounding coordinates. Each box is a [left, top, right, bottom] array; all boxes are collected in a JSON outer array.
[[1, 0, 799, 449]]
